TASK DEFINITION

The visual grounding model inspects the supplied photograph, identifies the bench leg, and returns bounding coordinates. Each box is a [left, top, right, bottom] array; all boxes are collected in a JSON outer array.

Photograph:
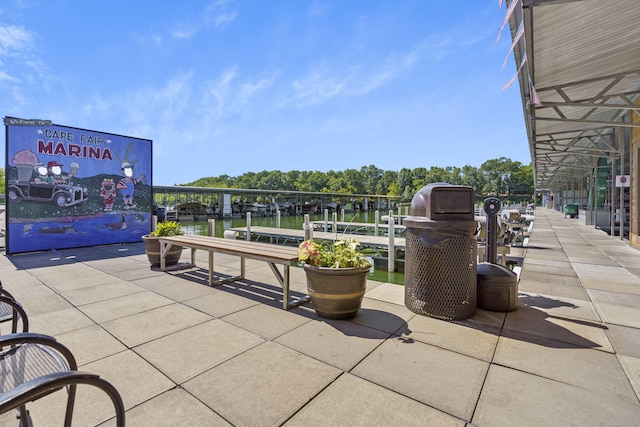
[[159, 242, 170, 271], [267, 263, 311, 310], [208, 252, 214, 286], [208, 255, 245, 286]]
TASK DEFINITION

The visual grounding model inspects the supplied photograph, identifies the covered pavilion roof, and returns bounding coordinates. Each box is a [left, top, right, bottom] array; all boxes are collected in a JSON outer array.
[[506, 0, 640, 190]]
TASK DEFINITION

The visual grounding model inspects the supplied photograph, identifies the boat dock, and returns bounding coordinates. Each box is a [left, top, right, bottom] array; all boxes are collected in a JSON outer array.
[[226, 226, 406, 272], [310, 221, 406, 236], [227, 226, 405, 250]]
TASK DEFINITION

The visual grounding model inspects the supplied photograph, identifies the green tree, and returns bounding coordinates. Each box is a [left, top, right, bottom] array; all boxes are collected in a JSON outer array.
[[360, 165, 384, 194], [378, 170, 398, 195]]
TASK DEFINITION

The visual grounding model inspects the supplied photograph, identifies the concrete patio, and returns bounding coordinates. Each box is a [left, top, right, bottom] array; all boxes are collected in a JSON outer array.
[[0, 207, 639, 426]]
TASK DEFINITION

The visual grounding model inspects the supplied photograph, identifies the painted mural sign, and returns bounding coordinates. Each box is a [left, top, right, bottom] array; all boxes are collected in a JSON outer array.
[[4, 117, 152, 254]]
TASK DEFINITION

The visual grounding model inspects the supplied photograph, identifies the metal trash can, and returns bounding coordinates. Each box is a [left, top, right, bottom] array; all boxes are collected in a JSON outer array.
[[564, 204, 578, 218], [477, 197, 518, 312], [404, 183, 477, 320]]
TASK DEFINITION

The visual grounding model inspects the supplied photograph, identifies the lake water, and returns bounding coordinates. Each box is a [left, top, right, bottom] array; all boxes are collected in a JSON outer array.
[[178, 212, 405, 286]]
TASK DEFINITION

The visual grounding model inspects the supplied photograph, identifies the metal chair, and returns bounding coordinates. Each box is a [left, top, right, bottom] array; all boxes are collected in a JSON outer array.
[[0, 291, 125, 426], [0, 290, 29, 335]]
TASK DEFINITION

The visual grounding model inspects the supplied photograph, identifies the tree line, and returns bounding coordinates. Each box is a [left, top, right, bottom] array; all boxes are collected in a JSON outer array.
[[183, 157, 534, 203]]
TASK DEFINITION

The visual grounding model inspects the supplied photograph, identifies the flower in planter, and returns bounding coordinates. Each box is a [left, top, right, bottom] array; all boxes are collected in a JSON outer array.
[[298, 238, 371, 269], [150, 220, 184, 237]]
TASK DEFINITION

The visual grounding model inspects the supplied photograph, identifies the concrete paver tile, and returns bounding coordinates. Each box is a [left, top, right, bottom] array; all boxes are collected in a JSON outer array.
[[101, 303, 211, 346], [605, 324, 640, 357], [275, 318, 391, 371], [182, 287, 264, 317], [354, 297, 415, 334], [28, 306, 96, 336], [102, 388, 232, 427], [495, 330, 638, 404], [145, 275, 219, 302], [18, 292, 74, 316], [503, 304, 612, 351], [618, 355, 640, 402], [364, 282, 405, 305], [3, 282, 55, 301], [404, 314, 500, 361], [473, 365, 640, 427], [351, 338, 489, 421], [221, 301, 316, 340], [522, 257, 571, 268], [0, 269, 44, 287], [519, 270, 581, 285], [19, 349, 176, 426], [517, 262, 576, 277], [129, 272, 193, 291], [573, 263, 640, 284], [78, 290, 175, 323], [60, 280, 145, 306], [517, 279, 589, 300], [285, 373, 464, 426], [135, 319, 265, 384], [183, 341, 341, 426], [516, 291, 602, 322], [589, 289, 640, 328], [57, 324, 127, 366]]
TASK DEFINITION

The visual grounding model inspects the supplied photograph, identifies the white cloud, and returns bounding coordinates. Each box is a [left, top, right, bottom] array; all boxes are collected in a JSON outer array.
[[213, 11, 238, 27], [354, 50, 418, 95], [170, 0, 238, 40], [238, 77, 274, 103], [172, 28, 195, 39], [201, 67, 237, 118], [0, 70, 17, 81], [308, 1, 331, 18], [0, 24, 32, 56], [290, 71, 349, 107]]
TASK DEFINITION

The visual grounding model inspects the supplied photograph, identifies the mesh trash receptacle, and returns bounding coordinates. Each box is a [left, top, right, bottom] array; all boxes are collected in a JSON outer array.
[[404, 183, 478, 320]]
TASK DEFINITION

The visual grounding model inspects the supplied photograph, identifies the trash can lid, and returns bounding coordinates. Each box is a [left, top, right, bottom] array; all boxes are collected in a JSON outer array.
[[403, 216, 478, 232], [477, 262, 517, 277], [410, 182, 474, 221]]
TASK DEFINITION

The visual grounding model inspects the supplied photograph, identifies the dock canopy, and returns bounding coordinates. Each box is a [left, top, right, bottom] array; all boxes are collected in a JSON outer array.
[[505, 0, 640, 191]]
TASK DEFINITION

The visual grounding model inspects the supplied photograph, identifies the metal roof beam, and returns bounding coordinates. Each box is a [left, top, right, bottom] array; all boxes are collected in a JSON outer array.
[[539, 101, 640, 111], [533, 117, 640, 128], [523, 0, 586, 8]]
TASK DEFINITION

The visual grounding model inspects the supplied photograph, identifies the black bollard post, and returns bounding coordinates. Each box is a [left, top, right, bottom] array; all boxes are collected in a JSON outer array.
[[483, 197, 501, 265]]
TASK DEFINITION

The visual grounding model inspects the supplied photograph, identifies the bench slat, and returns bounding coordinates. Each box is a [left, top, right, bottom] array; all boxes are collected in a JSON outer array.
[[159, 235, 299, 263], [157, 235, 310, 310]]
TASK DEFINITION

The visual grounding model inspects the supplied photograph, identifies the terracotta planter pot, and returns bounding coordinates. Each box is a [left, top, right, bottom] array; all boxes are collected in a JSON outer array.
[[303, 264, 370, 319], [143, 235, 183, 267]]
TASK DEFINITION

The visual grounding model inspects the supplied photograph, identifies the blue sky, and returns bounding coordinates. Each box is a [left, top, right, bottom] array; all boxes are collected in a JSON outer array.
[[1, 0, 528, 186]]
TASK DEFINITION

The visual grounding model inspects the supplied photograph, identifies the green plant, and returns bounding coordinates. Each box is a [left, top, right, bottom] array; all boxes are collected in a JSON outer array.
[[298, 238, 371, 268], [150, 221, 184, 237]]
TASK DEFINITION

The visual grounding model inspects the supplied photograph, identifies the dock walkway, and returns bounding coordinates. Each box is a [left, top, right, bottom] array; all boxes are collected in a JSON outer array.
[[0, 208, 638, 425], [228, 225, 405, 250]]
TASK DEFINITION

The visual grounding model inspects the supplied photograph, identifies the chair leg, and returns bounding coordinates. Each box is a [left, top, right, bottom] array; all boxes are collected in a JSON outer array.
[[18, 405, 32, 427], [63, 384, 77, 427]]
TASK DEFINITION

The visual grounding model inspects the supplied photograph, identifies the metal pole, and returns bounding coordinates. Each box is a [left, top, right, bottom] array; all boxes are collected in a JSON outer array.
[[332, 212, 337, 236], [303, 214, 312, 240], [610, 155, 616, 236], [374, 210, 380, 236], [619, 127, 626, 240], [246, 212, 251, 241], [324, 209, 329, 232], [388, 216, 395, 272], [484, 198, 501, 265]]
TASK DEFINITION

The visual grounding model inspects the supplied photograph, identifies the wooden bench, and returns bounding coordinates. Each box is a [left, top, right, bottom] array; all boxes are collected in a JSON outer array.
[[158, 235, 310, 310]]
